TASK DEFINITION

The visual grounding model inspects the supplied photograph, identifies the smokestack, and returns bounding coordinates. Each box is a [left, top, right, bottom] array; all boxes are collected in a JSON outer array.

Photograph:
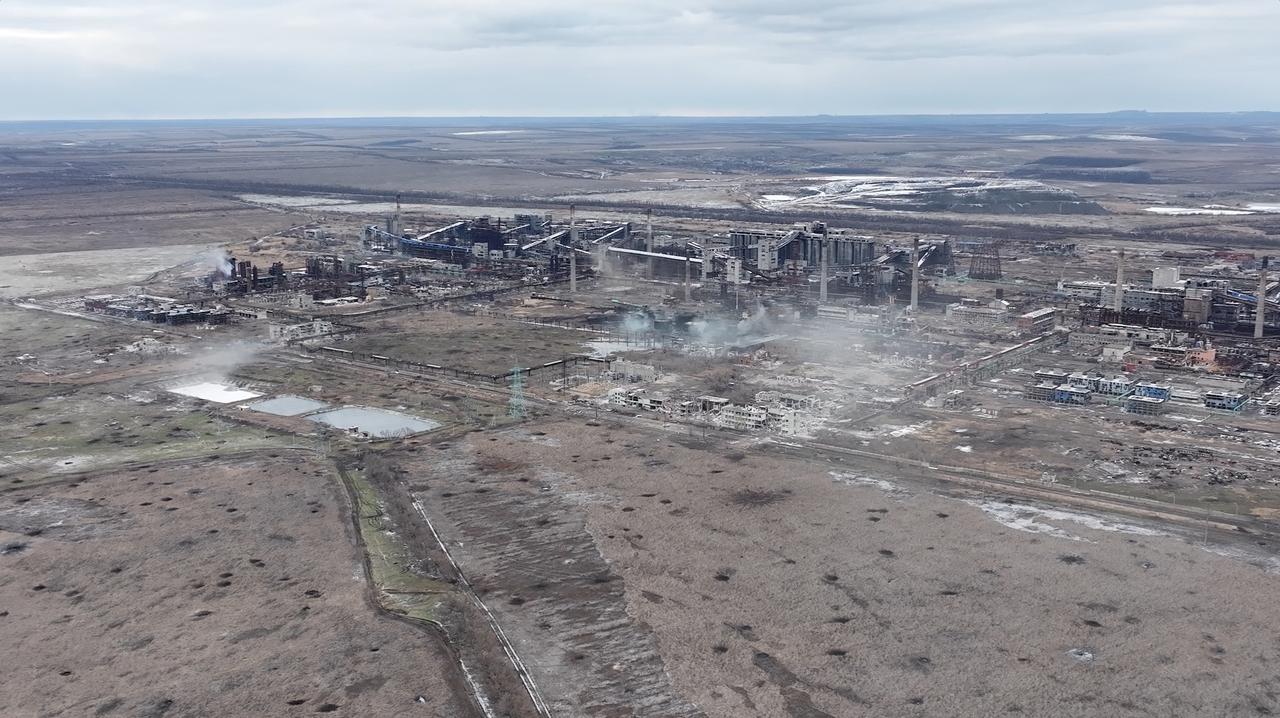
[[910, 237, 920, 312], [1114, 249, 1125, 313], [569, 204, 578, 294], [1257, 256, 1268, 339], [684, 254, 692, 302], [819, 229, 829, 303], [646, 208, 654, 279]]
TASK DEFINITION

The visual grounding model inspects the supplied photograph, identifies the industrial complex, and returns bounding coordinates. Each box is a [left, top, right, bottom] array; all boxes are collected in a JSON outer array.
[[9, 115, 1280, 718]]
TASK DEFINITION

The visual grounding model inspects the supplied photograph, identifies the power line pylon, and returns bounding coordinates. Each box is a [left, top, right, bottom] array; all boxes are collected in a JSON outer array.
[[508, 367, 527, 420]]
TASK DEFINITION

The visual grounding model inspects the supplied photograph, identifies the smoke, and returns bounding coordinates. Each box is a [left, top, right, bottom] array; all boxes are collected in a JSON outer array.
[[621, 311, 654, 334], [689, 304, 773, 346], [198, 249, 234, 278], [592, 246, 617, 278], [191, 340, 263, 382]]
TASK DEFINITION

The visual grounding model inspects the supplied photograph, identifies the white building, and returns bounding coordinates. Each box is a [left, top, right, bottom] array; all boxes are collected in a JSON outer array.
[[269, 319, 333, 343]]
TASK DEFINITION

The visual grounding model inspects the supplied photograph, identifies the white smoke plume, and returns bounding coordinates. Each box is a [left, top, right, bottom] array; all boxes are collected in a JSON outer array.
[[191, 340, 263, 383], [198, 249, 235, 278], [689, 304, 773, 345], [621, 311, 654, 334]]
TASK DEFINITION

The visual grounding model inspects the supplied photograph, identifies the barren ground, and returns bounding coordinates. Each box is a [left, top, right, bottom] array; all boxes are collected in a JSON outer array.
[[0, 455, 471, 718], [402, 419, 1280, 718]]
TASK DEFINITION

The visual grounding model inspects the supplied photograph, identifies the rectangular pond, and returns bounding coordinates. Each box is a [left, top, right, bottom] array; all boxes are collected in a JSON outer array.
[[169, 381, 263, 404], [307, 406, 440, 438], [245, 395, 330, 417]]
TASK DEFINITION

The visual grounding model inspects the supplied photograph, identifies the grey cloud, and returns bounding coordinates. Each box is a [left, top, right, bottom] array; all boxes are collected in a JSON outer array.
[[0, 0, 1276, 118]]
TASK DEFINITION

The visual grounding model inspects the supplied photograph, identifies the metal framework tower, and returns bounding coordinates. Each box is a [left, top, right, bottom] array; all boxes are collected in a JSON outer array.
[[508, 367, 527, 420], [968, 244, 1003, 280]]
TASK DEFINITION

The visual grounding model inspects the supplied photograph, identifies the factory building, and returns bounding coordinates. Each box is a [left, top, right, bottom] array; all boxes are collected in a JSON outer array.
[[1015, 307, 1058, 334], [945, 299, 1010, 328], [1099, 285, 1186, 316], [1147, 343, 1216, 367], [1068, 324, 1178, 353], [720, 404, 769, 431], [1204, 391, 1248, 411], [1028, 382, 1091, 405], [84, 295, 229, 325], [1057, 280, 1109, 304], [269, 319, 334, 343], [1134, 383, 1173, 401], [1026, 382, 1058, 402], [727, 223, 876, 271], [1125, 395, 1168, 415], [1066, 259, 1280, 335], [1053, 385, 1092, 405]]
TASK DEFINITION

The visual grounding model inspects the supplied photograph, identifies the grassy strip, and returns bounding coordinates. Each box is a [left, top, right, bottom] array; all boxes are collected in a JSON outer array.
[[345, 466, 453, 623]]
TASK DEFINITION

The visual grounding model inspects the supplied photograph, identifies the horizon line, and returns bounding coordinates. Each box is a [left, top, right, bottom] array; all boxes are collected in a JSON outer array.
[[2, 109, 1279, 125]]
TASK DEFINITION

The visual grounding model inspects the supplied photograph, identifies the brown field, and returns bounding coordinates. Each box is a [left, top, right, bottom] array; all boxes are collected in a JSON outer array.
[[401, 420, 1280, 717], [0, 455, 471, 718], [354, 312, 599, 377]]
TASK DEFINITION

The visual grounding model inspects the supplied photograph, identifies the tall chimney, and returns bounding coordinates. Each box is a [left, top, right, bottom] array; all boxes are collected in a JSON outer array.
[[646, 208, 655, 279], [1114, 249, 1125, 313], [819, 229, 829, 303], [684, 253, 692, 302], [1257, 256, 1268, 339], [569, 204, 578, 295], [910, 237, 920, 312]]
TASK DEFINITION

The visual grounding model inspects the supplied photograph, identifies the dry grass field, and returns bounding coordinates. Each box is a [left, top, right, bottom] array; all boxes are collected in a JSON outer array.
[[403, 420, 1280, 717], [0, 456, 471, 718]]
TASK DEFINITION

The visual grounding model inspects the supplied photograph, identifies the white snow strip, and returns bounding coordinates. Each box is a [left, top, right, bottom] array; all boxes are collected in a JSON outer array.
[[238, 194, 355, 207], [1089, 134, 1167, 142], [831, 471, 911, 496], [964, 499, 1166, 542], [1200, 544, 1280, 575], [451, 130, 525, 136], [1145, 206, 1253, 216]]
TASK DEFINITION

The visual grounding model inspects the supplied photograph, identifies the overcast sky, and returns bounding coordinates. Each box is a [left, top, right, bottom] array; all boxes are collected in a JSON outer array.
[[2, 0, 1278, 120]]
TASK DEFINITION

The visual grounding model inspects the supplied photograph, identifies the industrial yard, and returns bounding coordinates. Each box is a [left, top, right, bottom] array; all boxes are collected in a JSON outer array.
[[6, 115, 1280, 717]]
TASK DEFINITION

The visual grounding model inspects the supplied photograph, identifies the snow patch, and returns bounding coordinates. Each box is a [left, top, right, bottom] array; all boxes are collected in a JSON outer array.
[[1145, 206, 1253, 216], [965, 499, 1166, 541], [238, 194, 355, 207], [1200, 544, 1280, 575], [1089, 134, 1166, 142], [831, 471, 911, 496]]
